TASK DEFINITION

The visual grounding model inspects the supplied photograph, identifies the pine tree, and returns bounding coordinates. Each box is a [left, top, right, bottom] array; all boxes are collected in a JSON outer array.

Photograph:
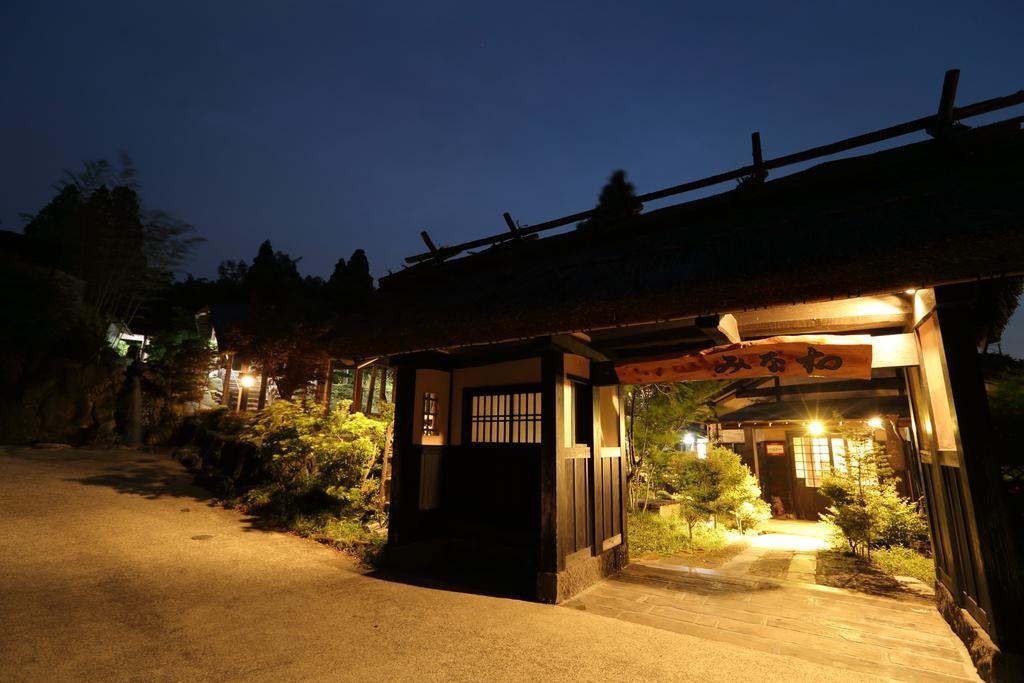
[[578, 169, 643, 230]]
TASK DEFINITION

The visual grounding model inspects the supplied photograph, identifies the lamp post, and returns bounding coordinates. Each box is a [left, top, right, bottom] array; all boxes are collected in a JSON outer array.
[[237, 374, 255, 411]]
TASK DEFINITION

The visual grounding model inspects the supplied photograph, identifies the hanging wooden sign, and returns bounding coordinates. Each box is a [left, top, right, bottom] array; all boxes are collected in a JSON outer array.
[[614, 335, 873, 384]]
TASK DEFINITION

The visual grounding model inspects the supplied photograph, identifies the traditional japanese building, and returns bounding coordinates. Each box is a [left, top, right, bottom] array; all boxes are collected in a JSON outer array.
[[708, 367, 917, 521], [331, 74, 1024, 673]]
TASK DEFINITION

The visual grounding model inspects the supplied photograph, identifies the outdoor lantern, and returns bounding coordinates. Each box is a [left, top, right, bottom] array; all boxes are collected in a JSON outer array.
[[240, 375, 255, 389], [867, 417, 883, 429], [807, 420, 825, 436]]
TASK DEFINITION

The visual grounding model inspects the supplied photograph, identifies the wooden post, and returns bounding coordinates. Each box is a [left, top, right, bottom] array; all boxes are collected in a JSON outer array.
[[503, 212, 519, 236], [537, 351, 565, 602], [351, 365, 364, 414], [937, 70, 960, 126], [420, 230, 444, 264], [617, 385, 629, 552], [257, 364, 269, 410], [933, 284, 1024, 652], [387, 366, 417, 545], [928, 69, 960, 137], [222, 353, 233, 407], [751, 131, 767, 182], [322, 359, 335, 413], [365, 366, 379, 415]]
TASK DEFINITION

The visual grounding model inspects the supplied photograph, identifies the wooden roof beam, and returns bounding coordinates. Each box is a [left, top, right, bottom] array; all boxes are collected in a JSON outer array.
[[735, 377, 901, 399], [696, 313, 740, 345]]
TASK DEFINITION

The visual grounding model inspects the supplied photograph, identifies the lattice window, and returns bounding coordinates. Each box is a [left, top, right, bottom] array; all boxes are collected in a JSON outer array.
[[793, 435, 879, 487], [469, 390, 542, 444], [422, 392, 439, 436], [793, 437, 832, 487]]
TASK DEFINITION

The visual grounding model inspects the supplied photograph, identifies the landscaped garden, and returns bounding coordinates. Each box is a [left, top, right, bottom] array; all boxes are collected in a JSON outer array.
[[176, 398, 393, 565]]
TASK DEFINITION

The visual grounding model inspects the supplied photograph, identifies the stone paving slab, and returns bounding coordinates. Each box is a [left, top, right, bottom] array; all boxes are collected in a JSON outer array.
[[564, 563, 980, 682]]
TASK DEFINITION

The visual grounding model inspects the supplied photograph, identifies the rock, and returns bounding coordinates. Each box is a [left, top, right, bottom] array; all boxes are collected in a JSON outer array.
[[0, 398, 35, 443], [21, 372, 61, 413], [81, 363, 105, 389], [63, 364, 84, 397], [0, 355, 25, 393], [38, 392, 77, 439]]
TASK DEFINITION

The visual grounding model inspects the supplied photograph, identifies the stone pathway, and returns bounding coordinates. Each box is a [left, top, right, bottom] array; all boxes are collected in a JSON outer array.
[[564, 521, 977, 681], [716, 519, 831, 584]]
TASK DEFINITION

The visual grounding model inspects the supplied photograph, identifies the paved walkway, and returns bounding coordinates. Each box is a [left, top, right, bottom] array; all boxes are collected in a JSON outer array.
[[565, 521, 978, 682], [1, 447, 884, 682]]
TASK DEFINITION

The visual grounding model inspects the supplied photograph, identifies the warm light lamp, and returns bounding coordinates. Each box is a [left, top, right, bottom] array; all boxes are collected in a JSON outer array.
[[240, 375, 255, 389], [807, 420, 825, 436], [867, 417, 884, 429]]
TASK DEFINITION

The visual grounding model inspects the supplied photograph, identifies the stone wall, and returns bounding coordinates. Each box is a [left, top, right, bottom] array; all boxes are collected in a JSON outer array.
[[0, 354, 125, 445]]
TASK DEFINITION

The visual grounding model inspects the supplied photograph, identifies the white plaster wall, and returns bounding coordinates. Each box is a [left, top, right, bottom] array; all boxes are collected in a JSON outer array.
[[412, 369, 450, 446]]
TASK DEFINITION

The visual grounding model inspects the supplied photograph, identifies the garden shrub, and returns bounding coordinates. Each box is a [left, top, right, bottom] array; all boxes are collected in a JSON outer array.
[[628, 512, 726, 556], [662, 445, 769, 535], [240, 399, 391, 522], [819, 420, 928, 557], [872, 546, 936, 585]]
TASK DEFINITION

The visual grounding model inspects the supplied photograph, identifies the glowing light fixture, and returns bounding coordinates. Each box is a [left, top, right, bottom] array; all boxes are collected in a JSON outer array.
[[867, 417, 883, 429], [682, 432, 696, 446], [807, 420, 825, 436], [240, 375, 255, 389], [904, 288, 917, 295]]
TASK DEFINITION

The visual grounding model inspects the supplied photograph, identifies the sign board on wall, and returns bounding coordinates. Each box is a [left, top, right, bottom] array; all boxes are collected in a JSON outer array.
[[764, 442, 786, 457], [615, 334, 873, 384], [720, 429, 746, 443]]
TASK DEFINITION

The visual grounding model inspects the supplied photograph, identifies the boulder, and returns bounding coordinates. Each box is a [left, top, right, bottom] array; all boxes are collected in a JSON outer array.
[[38, 392, 77, 439]]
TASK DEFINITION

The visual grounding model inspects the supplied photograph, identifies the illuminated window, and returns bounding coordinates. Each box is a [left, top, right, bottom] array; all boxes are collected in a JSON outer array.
[[793, 435, 878, 487], [469, 390, 542, 444], [422, 392, 439, 436], [793, 437, 832, 487]]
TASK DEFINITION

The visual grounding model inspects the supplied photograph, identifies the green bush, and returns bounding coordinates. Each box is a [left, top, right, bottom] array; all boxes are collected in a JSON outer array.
[[628, 512, 726, 556], [240, 399, 391, 521], [873, 546, 936, 585], [734, 498, 772, 532], [818, 418, 927, 557], [662, 445, 768, 535], [288, 513, 386, 565], [874, 490, 930, 548]]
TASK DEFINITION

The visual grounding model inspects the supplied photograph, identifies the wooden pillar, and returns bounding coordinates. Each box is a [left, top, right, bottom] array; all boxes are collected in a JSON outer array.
[[257, 365, 269, 411], [617, 385, 629, 551], [321, 359, 334, 412], [934, 285, 1024, 652], [222, 353, 234, 407], [537, 351, 566, 601], [387, 366, 418, 545], [352, 365, 364, 414], [365, 366, 379, 414]]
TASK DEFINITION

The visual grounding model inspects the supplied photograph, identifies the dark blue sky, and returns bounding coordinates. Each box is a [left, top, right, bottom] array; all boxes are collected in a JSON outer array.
[[2, 2, 1022, 354]]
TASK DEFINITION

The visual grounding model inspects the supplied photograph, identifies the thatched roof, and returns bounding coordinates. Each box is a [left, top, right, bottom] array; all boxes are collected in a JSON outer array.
[[333, 119, 1024, 358]]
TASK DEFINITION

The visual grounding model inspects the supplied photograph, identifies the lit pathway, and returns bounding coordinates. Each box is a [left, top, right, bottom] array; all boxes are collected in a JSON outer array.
[[715, 519, 831, 584], [565, 520, 978, 681]]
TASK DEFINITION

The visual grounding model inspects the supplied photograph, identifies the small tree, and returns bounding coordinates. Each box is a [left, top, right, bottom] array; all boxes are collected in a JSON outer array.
[[819, 419, 926, 557], [663, 444, 769, 536], [623, 381, 718, 510]]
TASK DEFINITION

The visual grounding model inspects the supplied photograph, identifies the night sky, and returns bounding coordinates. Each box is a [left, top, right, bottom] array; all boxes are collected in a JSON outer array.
[[2, 2, 1022, 355]]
